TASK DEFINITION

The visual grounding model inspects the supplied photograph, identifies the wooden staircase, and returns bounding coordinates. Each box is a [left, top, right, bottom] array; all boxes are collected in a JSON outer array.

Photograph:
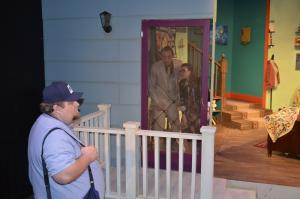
[[221, 99, 267, 130]]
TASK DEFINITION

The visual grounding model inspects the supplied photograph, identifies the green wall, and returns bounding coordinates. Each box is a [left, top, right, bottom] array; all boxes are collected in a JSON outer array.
[[267, 0, 300, 110], [231, 0, 266, 96], [216, 0, 267, 97], [215, 0, 234, 92]]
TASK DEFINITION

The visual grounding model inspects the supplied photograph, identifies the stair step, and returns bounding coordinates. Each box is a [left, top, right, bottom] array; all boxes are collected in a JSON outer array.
[[223, 187, 256, 199], [246, 117, 265, 128], [238, 108, 262, 118], [224, 104, 237, 111], [222, 120, 253, 130], [222, 99, 267, 130], [222, 111, 243, 120], [232, 120, 253, 130], [225, 100, 253, 109], [249, 103, 263, 109]]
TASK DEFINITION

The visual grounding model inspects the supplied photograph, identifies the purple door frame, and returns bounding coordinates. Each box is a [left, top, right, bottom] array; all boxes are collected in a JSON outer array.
[[141, 19, 210, 130]]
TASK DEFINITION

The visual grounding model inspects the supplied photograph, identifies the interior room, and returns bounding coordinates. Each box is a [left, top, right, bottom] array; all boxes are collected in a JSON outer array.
[[213, 0, 300, 187]]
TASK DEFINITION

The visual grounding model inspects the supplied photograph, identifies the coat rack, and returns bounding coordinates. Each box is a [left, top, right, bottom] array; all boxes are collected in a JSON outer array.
[[269, 54, 274, 110]]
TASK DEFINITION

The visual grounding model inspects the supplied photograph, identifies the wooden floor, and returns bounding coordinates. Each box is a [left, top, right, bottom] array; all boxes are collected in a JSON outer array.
[[214, 124, 300, 187]]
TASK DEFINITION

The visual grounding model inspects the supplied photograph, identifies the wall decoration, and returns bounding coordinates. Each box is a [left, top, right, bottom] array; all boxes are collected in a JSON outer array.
[[240, 27, 251, 45], [269, 20, 275, 33], [216, 25, 228, 45], [295, 26, 300, 48], [175, 31, 188, 63], [295, 36, 300, 48], [268, 31, 275, 48], [156, 27, 176, 57], [268, 20, 275, 48], [296, 53, 300, 70]]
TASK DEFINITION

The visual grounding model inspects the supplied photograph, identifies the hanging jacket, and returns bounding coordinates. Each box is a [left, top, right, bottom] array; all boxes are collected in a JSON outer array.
[[266, 60, 280, 89]]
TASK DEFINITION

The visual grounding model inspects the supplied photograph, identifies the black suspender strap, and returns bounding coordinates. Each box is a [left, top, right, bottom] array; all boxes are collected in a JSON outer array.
[[41, 127, 95, 199]]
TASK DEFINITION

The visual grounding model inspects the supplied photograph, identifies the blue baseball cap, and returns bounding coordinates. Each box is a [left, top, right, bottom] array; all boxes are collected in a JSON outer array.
[[43, 81, 83, 103]]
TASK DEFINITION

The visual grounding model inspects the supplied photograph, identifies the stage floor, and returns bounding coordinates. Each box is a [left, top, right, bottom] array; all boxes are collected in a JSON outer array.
[[214, 124, 300, 187]]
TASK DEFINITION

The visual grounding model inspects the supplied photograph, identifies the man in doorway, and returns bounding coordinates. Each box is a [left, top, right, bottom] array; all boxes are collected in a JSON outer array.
[[149, 46, 182, 132]]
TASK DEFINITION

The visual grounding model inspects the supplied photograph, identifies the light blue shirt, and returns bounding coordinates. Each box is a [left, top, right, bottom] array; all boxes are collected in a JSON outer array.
[[28, 114, 105, 199]]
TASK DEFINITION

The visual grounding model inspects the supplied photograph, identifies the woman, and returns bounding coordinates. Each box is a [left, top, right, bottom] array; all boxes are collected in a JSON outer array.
[[178, 63, 200, 134]]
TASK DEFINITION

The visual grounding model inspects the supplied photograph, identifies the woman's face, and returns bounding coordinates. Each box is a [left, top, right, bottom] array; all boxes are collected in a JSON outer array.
[[180, 66, 191, 80]]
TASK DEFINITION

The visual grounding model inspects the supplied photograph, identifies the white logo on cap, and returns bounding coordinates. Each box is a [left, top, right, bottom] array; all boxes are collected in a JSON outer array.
[[67, 84, 74, 94]]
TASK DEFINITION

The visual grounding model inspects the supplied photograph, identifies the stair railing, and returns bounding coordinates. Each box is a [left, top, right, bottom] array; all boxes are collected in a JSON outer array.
[[188, 42, 202, 79], [188, 42, 227, 112], [209, 55, 227, 111]]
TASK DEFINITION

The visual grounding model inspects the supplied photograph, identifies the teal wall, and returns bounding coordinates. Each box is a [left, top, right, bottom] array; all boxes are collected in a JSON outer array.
[[216, 0, 267, 97], [215, 0, 234, 92], [232, 0, 266, 96]]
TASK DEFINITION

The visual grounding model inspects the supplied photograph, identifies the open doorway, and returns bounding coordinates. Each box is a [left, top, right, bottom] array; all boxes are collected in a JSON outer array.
[[141, 19, 210, 171], [214, 0, 300, 188]]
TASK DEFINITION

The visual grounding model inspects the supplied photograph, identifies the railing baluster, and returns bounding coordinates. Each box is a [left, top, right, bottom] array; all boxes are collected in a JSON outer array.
[[154, 136, 159, 199], [83, 131, 88, 145], [142, 135, 148, 197], [74, 131, 79, 138], [94, 132, 99, 155], [178, 138, 183, 199], [116, 134, 121, 196], [98, 104, 111, 128], [136, 135, 141, 197], [96, 116, 99, 127], [190, 139, 197, 199], [105, 134, 111, 194], [166, 137, 171, 199], [100, 134, 105, 164]]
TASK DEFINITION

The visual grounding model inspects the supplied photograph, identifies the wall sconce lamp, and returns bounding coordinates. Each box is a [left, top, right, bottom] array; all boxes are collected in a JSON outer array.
[[99, 11, 112, 33]]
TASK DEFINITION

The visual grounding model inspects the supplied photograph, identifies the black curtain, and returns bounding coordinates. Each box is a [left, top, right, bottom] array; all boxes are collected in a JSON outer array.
[[2, 0, 45, 198]]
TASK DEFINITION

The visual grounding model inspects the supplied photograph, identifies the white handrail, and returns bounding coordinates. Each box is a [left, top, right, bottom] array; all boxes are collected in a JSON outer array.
[[137, 130, 202, 140]]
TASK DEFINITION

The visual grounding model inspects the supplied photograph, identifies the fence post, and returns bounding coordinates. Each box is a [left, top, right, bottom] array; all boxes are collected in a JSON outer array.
[[97, 104, 111, 173], [97, 104, 111, 128], [200, 126, 216, 199], [124, 121, 140, 199]]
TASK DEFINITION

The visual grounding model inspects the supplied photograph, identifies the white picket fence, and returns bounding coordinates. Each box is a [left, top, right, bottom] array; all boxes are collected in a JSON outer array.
[[73, 104, 216, 199]]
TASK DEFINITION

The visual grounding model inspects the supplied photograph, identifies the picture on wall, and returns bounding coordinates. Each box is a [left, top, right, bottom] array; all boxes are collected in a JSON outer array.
[[216, 25, 228, 45], [156, 27, 176, 57], [240, 27, 251, 45], [296, 53, 300, 70]]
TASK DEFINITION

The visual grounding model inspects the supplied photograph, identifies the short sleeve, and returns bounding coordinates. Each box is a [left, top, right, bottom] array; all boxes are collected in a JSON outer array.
[[43, 129, 80, 176]]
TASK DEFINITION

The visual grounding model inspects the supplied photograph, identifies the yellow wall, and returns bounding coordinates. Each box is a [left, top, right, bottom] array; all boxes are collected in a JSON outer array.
[[176, 32, 188, 63], [267, 0, 300, 110]]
